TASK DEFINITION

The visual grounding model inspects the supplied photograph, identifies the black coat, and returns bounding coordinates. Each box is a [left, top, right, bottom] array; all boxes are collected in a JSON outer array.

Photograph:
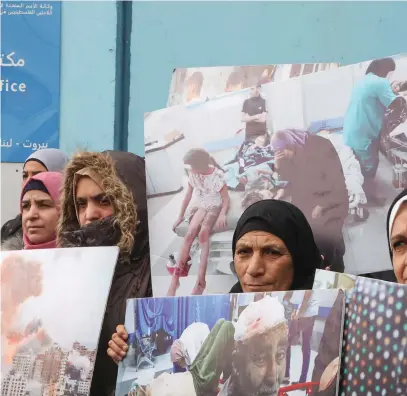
[[277, 134, 348, 241], [1, 214, 22, 244]]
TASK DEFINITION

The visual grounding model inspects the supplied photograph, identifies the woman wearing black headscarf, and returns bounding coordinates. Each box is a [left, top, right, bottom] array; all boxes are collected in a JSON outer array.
[[386, 189, 407, 284], [229, 199, 323, 389], [230, 199, 323, 294]]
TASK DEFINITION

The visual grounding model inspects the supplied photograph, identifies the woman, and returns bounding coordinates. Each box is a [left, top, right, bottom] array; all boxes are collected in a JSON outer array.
[[21, 172, 62, 250], [269, 129, 348, 273], [387, 188, 407, 284], [2, 172, 62, 250], [108, 199, 323, 371], [1, 148, 69, 247], [343, 57, 398, 206], [56, 150, 151, 396], [230, 199, 323, 293]]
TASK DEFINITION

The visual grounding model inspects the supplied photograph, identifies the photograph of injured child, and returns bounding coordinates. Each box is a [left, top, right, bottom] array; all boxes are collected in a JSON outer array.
[[115, 289, 344, 396], [1, 247, 118, 396], [145, 53, 407, 296], [167, 62, 340, 107]]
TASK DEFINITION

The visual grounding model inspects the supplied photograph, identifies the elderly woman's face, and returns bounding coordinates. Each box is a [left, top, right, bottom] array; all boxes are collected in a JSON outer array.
[[390, 204, 407, 284], [234, 231, 294, 292]]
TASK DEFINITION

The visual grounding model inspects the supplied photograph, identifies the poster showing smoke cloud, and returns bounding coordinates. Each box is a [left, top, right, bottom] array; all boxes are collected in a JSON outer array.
[[1, 1, 61, 163]]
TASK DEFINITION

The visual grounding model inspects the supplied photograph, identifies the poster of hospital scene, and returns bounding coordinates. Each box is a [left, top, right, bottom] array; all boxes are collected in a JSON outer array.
[[115, 289, 344, 396], [167, 62, 340, 107], [145, 53, 407, 297], [1, 247, 118, 396]]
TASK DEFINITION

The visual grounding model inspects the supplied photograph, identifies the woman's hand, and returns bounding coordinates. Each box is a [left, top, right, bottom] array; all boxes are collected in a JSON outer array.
[[172, 216, 184, 232], [107, 325, 129, 364], [215, 213, 227, 230], [319, 357, 339, 391]]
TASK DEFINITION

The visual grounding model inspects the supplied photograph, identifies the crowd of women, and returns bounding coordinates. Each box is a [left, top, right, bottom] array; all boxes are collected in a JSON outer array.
[[2, 56, 407, 395], [1, 144, 406, 395]]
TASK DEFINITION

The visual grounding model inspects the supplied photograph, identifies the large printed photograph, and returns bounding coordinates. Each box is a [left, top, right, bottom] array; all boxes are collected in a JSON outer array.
[[116, 289, 344, 396], [1, 246, 118, 396], [146, 54, 407, 297], [167, 63, 340, 107]]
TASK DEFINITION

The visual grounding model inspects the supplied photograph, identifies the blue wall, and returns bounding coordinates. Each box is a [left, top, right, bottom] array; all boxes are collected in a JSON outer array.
[[52, 2, 407, 156], [127, 1, 407, 156], [59, 1, 118, 155]]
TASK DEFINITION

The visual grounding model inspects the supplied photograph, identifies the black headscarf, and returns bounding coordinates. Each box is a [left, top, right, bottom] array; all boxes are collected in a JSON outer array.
[[386, 189, 407, 260], [230, 199, 322, 293]]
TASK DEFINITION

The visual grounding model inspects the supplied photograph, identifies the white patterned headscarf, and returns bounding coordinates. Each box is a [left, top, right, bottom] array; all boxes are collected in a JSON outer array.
[[234, 296, 286, 342]]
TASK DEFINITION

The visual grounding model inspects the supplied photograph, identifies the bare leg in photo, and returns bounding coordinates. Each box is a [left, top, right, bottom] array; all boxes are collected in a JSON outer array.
[[167, 209, 206, 296], [192, 226, 210, 295]]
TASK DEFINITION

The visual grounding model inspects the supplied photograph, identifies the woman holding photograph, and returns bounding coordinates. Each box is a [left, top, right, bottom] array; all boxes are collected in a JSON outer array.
[[168, 148, 230, 296], [110, 199, 324, 388], [230, 199, 323, 294], [57, 150, 151, 396]]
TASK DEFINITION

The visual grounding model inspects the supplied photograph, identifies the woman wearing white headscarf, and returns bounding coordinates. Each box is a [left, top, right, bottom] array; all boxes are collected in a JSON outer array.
[[1, 148, 69, 250], [387, 189, 407, 284]]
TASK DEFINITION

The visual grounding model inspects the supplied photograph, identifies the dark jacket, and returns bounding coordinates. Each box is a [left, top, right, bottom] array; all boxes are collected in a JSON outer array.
[[1, 214, 23, 246], [278, 134, 348, 241], [1, 232, 24, 251], [57, 151, 152, 396]]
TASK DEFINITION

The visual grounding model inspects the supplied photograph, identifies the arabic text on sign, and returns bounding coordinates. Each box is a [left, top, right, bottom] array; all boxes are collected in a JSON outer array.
[[0, 52, 25, 68], [0, 139, 49, 150]]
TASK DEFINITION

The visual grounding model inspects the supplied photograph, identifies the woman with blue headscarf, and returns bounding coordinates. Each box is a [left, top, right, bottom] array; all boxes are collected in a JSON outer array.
[[270, 129, 348, 273]]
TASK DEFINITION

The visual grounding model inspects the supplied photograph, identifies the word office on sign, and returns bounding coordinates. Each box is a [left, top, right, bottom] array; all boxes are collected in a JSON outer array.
[[0, 52, 27, 92]]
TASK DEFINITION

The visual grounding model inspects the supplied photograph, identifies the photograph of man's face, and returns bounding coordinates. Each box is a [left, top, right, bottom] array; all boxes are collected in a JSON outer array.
[[250, 86, 261, 97], [233, 324, 288, 396]]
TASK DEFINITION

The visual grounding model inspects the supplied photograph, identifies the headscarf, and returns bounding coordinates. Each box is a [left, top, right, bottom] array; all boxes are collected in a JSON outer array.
[[24, 148, 69, 172], [234, 296, 286, 342], [20, 172, 63, 250], [386, 189, 407, 259], [232, 199, 322, 291], [170, 339, 186, 364], [270, 129, 308, 151]]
